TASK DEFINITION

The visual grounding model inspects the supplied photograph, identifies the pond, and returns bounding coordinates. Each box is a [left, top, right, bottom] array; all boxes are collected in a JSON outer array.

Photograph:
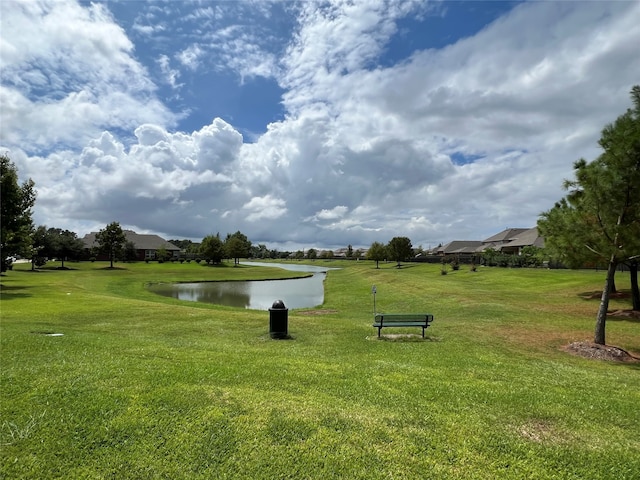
[[147, 262, 338, 310]]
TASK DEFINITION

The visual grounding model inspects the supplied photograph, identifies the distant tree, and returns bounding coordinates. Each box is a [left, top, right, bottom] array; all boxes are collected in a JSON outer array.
[[95, 222, 126, 268], [306, 248, 317, 259], [520, 246, 545, 268], [200, 233, 224, 264], [1, 155, 36, 272], [168, 239, 200, 257], [224, 231, 251, 265], [538, 85, 640, 344], [44, 228, 84, 268], [155, 246, 170, 262], [320, 250, 333, 259], [122, 241, 138, 262], [387, 237, 412, 268], [482, 248, 499, 267], [367, 241, 387, 269], [251, 243, 270, 259], [30, 225, 48, 271], [346, 244, 353, 258]]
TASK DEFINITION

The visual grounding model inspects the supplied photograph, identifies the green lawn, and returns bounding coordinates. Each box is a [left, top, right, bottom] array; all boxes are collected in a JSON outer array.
[[1, 260, 639, 479]]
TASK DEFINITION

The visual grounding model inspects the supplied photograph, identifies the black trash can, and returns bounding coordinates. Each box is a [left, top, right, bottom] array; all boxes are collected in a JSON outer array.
[[269, 299, 289, 339]]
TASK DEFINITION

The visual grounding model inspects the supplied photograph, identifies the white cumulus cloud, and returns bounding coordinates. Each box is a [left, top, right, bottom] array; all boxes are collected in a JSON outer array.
[[2, 0, 639, 251]]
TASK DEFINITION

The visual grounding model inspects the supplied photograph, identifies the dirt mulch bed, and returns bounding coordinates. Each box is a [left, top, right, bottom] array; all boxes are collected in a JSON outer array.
[[563, 341, 640, 363]]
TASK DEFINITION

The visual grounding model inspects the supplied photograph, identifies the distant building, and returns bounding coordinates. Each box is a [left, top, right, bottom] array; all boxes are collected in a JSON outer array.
[[481, 228, 530, 251], [434, 240, 484, 255], [82, 230, 180, 261], [495, 227, 545, 255], [433, 227, 545, 257]]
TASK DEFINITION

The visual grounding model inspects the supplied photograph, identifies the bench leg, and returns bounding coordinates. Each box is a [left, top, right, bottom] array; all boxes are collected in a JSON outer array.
[[422, 327, 425, 339]]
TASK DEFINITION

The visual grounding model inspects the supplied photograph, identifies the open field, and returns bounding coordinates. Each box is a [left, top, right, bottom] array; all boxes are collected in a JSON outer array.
[[1, 260, 639, 479]]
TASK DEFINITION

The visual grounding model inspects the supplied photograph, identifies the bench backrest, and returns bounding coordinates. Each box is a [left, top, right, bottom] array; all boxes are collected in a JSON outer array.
[[374, 314, 433, 324]]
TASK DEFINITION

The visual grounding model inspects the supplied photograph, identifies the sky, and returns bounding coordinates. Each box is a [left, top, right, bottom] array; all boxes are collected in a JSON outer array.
[[1, 0, 639, 251]]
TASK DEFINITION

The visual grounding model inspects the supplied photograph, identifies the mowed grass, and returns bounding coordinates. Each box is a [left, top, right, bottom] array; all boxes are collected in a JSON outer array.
[[1, 260, 639, 479]]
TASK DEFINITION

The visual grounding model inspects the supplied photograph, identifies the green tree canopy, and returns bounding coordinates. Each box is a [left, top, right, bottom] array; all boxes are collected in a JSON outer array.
[[387, 237, 412, 268], [169, 239, 199, 254], [346, 244, 353, 258], [1, 155, 36, 272], [224, 231, 251, 265], [538, 86, 640, 344], [367, 241, 387, 269], [40, 227, 85, 268], [122, 241, 138, 262], [95, 222, 126, 268], [200, 233, 224, 264], [30, 225, 49, 270]]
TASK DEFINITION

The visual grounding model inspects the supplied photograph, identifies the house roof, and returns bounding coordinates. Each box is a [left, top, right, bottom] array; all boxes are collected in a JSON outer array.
[[482, 228, 529, 244], [436, 227, 544, 254], [438, 241, 484, 254], [82, 230, 180, 251], [501, 227, 545, 249]]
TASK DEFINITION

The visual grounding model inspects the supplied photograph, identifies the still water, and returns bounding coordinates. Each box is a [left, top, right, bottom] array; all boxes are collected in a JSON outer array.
[[147, 262, 337, 310]]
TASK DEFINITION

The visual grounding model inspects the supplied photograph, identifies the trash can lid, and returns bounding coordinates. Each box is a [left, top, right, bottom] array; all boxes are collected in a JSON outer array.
[[271, 299, 286, 309]]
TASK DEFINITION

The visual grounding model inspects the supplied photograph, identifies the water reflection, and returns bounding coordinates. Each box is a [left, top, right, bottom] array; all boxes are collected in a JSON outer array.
[[148, 262, 336, 310]]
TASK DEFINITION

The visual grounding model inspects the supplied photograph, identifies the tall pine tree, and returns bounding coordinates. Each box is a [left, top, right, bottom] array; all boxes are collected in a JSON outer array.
[[539, 86, 640, 344]]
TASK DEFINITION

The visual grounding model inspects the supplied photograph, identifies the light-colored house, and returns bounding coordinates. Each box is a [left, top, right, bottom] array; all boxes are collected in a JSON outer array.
[[82, 230, 180, 261]]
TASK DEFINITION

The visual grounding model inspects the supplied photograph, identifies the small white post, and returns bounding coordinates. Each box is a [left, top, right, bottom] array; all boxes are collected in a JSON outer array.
[[371, 285, 377, 316]]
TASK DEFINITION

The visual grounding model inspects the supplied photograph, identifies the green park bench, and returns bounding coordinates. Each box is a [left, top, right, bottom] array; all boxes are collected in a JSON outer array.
[[372, 313, 434, 338]]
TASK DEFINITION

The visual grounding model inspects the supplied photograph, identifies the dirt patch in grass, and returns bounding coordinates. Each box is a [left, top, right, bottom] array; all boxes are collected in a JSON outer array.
[[494, 324, 640, 363], [562, 341, 640, 363], [368, 334, 439, 342], [608, 309, 640, 320], [517, 420, 564, 444], [580, 290, 631, 300]]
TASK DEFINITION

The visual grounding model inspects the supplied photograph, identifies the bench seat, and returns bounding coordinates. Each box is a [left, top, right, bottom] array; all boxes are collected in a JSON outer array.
[[373, 313, 434, 338]]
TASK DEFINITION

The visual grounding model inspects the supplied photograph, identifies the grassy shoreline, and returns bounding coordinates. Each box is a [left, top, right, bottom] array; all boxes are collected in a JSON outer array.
[[2, 261, 639, 479]]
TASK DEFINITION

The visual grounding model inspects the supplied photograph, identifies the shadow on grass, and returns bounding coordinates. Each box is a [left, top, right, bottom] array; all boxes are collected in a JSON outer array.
[[35, 266, 78, 271], [606, 312, 640, 323], [393, 263, 418, 269], [369, 334, 441, 342], [97, 266, 128, 271], [258, 334, 296, 341], [0, 284, 32, 300]]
